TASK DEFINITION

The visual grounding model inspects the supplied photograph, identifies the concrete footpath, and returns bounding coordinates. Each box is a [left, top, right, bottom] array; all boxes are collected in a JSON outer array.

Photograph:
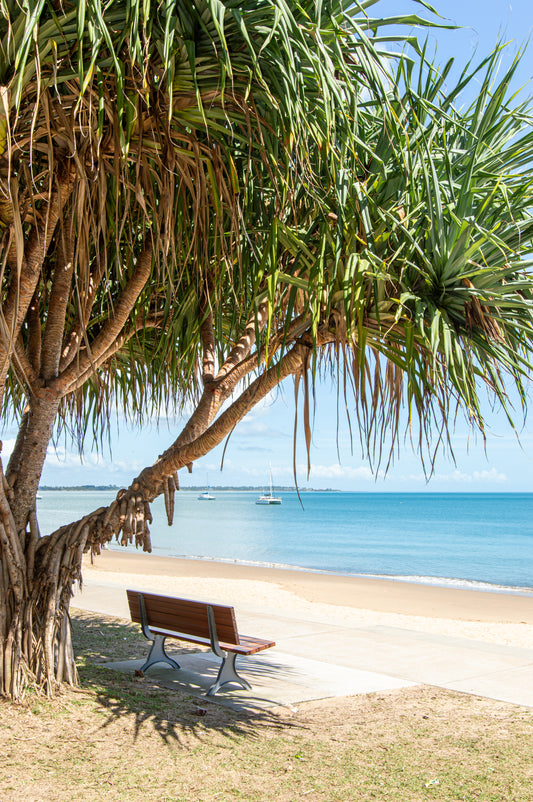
[[72, 579, 533, 713]]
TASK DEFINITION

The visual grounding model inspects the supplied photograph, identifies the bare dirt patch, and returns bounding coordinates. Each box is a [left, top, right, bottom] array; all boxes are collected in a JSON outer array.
[[1, 609, 532, 801]]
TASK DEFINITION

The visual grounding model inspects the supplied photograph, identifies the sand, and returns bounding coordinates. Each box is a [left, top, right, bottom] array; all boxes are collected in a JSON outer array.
[[80, 549, 533, 649]]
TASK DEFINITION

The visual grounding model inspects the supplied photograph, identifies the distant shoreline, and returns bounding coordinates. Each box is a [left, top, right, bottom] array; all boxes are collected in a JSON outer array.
[[38, 485, 338, 492], [39, 485, 532, 494]]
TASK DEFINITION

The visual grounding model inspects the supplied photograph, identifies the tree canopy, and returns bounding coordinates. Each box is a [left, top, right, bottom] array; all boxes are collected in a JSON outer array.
[[0, 0, 532, 699]]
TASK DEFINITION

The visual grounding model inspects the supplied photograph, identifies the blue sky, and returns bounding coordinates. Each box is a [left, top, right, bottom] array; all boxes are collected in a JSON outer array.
[[3, 1, 533, 492], [24, 374, 533, 492]]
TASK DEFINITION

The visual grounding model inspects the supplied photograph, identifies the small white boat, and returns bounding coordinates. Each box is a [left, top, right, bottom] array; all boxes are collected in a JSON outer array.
[[198, 482, 215, 500], [256, 467, 282, 505], [256, 492, 282, 505]]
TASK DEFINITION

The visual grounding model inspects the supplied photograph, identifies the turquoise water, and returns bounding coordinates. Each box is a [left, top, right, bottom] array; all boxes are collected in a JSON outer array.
[[37, 490, 533, 593]]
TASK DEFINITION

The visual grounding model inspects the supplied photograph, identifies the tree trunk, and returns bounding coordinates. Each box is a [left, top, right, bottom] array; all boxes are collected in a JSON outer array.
[[0, 495, 86, 698], [0, 390, 81, 699], [6, 391, 60, 533]]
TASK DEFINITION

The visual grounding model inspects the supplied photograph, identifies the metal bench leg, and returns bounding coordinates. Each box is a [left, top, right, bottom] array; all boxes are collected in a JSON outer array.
[[206, 651, 252, 696], [140, 634, 181, 673]]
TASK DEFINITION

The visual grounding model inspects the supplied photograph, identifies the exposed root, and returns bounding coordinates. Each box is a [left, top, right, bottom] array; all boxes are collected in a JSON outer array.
[[164, 474, 176, 526]]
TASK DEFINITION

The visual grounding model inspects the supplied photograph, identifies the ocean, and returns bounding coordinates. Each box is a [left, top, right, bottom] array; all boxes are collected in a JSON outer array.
[[36, 490, 533, 594]]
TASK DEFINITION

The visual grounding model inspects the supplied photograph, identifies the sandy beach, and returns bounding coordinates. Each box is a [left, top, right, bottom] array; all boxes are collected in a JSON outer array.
[[80, 549, 533, 649]]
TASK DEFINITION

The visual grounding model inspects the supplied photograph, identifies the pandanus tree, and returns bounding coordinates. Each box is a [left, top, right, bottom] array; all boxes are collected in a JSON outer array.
[[0, 0, 441, 699], [1, 0, 533, 700]]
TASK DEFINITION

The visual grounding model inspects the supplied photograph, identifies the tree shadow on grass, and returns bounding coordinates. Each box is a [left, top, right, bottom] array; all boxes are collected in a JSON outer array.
[[72, 608, 303, 749], [71, 607, 149, 663]]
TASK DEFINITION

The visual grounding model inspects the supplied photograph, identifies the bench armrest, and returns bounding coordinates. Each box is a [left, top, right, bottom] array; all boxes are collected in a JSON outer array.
[[207, 605, 224, 658], [137, 592, 153, 641]]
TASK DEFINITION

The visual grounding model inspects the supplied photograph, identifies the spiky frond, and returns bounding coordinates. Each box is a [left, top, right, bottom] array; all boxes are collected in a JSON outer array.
[[244, 47, 533, 470], [1, 1, 438, 436]]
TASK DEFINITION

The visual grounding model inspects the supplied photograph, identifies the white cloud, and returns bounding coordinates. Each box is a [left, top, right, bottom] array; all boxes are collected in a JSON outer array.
[[306, 463, 385, 481], [43, 444, 145, 477], [447, 468, 507, 484], [400, 467, 508, 485], [249, 462, 384, 482]]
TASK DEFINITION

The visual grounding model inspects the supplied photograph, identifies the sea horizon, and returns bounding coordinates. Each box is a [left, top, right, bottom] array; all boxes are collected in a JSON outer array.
[[39, 485, 533, 494]]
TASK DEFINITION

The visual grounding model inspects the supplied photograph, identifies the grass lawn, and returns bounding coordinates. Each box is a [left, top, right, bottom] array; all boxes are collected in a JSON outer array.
[[1, 609, 532, 801]]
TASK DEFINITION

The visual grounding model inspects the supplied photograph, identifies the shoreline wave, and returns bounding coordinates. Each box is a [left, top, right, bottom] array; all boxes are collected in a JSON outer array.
[[108, 545, 533, 596]]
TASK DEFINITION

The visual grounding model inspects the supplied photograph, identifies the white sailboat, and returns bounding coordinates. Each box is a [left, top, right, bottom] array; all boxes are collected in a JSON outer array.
[[198, 478, 215, 500], [256, 466, 282, 505]]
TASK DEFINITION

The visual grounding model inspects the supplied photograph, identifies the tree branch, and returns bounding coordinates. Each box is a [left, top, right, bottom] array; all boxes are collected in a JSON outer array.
[[58, 258, 108, 373], [200, 310, 216, 384], [60, 316, 160, 395], [50, 243, 154, 396], [12, 337, 40, 393], [25, 289, 42, 375], [137, 337, 312, 491], [0, 162, 76, 394], [216, 312, 311, 402], [166, 301, 273, 452], [40, 209, 76, 381], [215, 300, 269, 386], [168, 312, 313, 455]]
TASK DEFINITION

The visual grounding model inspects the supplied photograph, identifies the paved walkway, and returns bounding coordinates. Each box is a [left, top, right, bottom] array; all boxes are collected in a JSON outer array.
[[72, 580, 533, 713]]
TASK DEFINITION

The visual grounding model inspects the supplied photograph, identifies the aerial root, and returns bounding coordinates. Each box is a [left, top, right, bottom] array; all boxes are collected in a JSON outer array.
[[163, 474, 176, 526]]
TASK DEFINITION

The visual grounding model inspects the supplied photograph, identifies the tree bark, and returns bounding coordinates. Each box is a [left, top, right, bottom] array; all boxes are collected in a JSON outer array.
[[50, 243, 154, 397], [0, 472, 89, 698], [0, 164, 76, 403], [6, 390, 60, 534]]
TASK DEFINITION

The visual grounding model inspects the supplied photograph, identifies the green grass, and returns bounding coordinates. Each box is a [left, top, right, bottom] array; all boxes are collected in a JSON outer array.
[[0, 609, 532, 801]]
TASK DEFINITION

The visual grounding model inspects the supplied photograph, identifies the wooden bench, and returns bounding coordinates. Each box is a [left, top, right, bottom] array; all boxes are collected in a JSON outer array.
[[126, 589, 275, 696]]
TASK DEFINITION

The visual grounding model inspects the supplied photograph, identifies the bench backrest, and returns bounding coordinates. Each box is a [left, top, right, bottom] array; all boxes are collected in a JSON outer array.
[[126, 589, 240, 645]]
